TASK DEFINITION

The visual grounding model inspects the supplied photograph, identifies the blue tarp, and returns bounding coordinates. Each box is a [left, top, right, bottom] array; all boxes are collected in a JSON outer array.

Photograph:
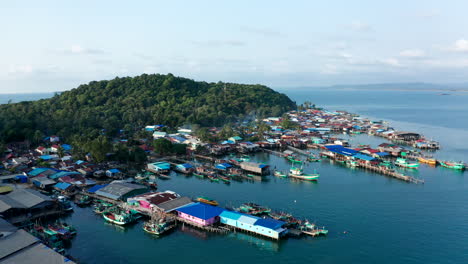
[[40, 155, 54, 160], [87, 184, 108, 193], [215, 163, 232, 170], [54, 182, 71, 190], [14, 175, 28, 183], [61, 144, 72, 151], [108, 168, 121, 173], [177, 163, 193, 169], [259, 164, 268, 168], [254, 218, 285, 230], [176, 202, 224, 220]]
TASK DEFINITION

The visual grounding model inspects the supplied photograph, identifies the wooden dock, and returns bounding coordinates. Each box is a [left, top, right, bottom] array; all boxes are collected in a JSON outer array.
[[175, 216, 230, 234]]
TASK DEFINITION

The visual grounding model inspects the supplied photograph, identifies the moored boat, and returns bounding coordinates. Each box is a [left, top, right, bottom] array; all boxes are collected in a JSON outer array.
[[440, 161, 465, 170], [418, 157, 437, 166], [395, 158, 419, 169], [196, 196, 219, 206], [102, 209, 138, 225], [238, 202, 271, 215], [273, 169, 287, 178], [288, 167, 319, 181], [143, 218, 176, 235]]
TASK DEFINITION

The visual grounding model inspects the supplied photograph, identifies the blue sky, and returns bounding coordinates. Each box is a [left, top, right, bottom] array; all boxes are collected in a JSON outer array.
[[2, 0, 468, 93]]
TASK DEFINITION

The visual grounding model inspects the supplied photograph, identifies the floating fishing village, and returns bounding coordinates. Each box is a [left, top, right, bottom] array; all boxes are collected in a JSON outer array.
[[0, 105, 465, 263]]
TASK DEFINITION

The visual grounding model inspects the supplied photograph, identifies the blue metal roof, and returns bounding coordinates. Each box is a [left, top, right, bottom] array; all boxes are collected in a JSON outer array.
[[54, 182, 71, 190], [353, 153, 375, 161], [325, 145, 358, 156], [28, 168, 54, 177], [152, 162, 171, 170], [87, 184, 108, 193], [376, 152, 389, 156], [108, 168, 121, 173], [49, 171, 81, 180], [176, 202, 224, 220], [219, 210, 242, 220], [254, 218, 285, 230]]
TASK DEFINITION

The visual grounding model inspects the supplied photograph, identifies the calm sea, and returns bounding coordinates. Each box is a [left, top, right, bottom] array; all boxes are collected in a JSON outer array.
[[3, 89, 468, 264]]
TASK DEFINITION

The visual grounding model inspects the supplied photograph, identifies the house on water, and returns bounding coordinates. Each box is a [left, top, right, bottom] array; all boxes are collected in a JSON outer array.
[[219, 210, 288, 240], [240, 162, 269, 175], [176, 202, 224, 226], [147, 162, 171, 173], [95, 182, 149, 201]]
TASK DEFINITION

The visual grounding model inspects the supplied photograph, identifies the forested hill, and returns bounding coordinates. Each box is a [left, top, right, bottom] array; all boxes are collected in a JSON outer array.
[[0, 73, 296, 142]]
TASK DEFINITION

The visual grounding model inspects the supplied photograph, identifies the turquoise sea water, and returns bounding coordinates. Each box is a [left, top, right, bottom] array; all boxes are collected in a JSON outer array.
[[3, 89, 468, 264]]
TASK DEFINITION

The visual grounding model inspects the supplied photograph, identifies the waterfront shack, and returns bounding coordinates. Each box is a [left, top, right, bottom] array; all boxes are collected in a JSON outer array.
[[147, 162, 171, 173], [219, 211, 288, 240], [176, 202, 224, 226], [127, 190, 181, 212], [240, 162, 269, 175], [0, 189, 57, 223], [106, 168, 123, 178], [0, 218, 74, 263], [95, 182, 149, 201], [175, 163, 194, 174]]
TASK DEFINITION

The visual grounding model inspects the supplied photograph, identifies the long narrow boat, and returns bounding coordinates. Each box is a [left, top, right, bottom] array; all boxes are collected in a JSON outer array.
[[196, 196, 219, 206], [219, 175, 231, 183], [418, 157, 437, 166], [440, 161, 465, 170], [395, 158, 419, 169], [289, 167, 319, 181], [273, 170, 287, 178], [102, 210, 137, 225]]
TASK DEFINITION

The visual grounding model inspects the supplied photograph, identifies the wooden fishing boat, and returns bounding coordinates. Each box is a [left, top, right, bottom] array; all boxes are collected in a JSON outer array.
[[193, 172, 205, 178], [238, 203, 271, 215], [440, 161, 465, 170], [273, 169, 287, 178], [207, 174, 219, 182], [219, 175, 231, 183], [102, 210, 138, 225], [286, 155, 303, 164], [418, 157, 437, 166], [143, 218, 176, 235], [196, 196, 219, 206], [395, 158, 419, 169], [289, 167, 319, 181]]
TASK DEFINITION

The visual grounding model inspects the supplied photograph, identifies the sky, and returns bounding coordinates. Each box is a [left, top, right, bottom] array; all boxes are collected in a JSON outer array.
[[2, 0, 468, 93]]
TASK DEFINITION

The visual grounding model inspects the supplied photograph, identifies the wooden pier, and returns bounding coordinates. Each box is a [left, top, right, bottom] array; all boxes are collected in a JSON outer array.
[[175, 216, 230, 234]]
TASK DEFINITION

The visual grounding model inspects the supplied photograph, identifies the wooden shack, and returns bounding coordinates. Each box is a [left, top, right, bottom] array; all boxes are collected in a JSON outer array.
[[240, 162, 269, 175]]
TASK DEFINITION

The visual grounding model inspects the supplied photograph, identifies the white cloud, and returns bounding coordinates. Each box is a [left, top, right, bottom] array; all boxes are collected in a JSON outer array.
[[450, 39, 468, 52], [399, 49, 426, 58], [320, 64, 339, 74], [349, 21, 372, 32], [380, 58, 402, 67], [66, 45, 105, 54], [8, 64, 33, 74]]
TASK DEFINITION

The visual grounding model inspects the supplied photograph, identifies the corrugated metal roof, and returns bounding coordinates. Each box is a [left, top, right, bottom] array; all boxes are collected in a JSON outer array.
[[53, 182, 71, 190], [0, 189, 52, 210], [157, 197, 193, 212], [86, 184, 108, 193], [254, 218, 285, 230], [1, 240, 75, 264], [176, 202, 224, 220], [219, 210, 242, 220], [237, 215, 260, 225], [96, 182, 147, 200], [0, 229, 38, 260]]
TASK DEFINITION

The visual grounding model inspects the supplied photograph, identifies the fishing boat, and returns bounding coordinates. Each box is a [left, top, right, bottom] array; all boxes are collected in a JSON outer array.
[[418, 157, 437, 166], [196, 196, 219, 206], [238, 203, 271, 215], [286, 155, 303, 164], [219, 175, 231, 183], [207, 174, 219, 182], [440, 161, 465, 170], [102, 209, 138, 225], [289, 167, 319, 181], [273, 169, 287, 178], [74, 194, 92, 207], [47, 224, 73, 240], [395, 158, 419, 169], [269, 211, 292, 221], [307, 155, 321, 162], [58, 196, 73, 212], [193, 172, 205, 178], [143, 218, 176, 235]]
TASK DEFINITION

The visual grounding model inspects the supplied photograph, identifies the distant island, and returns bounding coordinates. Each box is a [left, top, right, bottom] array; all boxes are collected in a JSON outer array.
[[0, 73, 296, 143]]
